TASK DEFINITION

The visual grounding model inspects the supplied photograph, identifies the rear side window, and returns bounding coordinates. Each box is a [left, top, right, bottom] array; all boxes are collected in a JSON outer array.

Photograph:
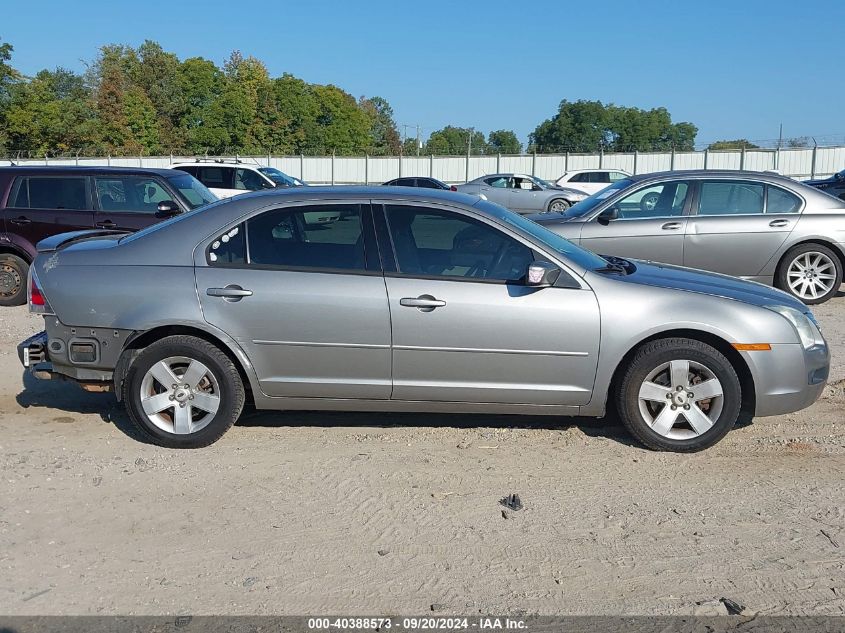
[[208, 225, 246, 265], [173, 166, 197, 177], [698, 181, 764, 216], [767, 186, 801, 213], [10, 177, 88, 210], [198, 166, 233, 189], [234, 204, 365, 271]]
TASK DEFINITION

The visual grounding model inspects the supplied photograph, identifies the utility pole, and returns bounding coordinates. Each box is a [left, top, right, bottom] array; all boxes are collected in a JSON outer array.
[[778, 123, 783, 150], [416, 125, 421, 157]]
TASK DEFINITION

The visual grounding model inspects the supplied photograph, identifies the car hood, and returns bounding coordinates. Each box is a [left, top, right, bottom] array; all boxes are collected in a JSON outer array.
[[803, 178, 832, 186], [614, 259, 808, 312]]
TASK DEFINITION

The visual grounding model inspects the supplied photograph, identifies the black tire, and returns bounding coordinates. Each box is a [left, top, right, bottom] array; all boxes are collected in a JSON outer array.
[[775, 243, 843, 305], [122, 335, 245, 448], [616, 337, 742, 452], [546, 198, 570, 213], [0, 254, 28, 307]]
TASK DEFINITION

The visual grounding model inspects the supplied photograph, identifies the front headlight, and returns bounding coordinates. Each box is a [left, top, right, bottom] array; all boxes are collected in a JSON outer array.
[[765, 305, 825, 349]]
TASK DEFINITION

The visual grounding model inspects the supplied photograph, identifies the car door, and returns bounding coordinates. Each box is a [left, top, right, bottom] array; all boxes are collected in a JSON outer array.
[[4, 175, 94, 249], [377, 202, 600, 406], [93, 175, 184, 231], [509, 176, 545, 213], [476, 176, 510, 207], [684, 180, 799, 277], [195, 201, 391, 400], [578, 179, 692, 265]]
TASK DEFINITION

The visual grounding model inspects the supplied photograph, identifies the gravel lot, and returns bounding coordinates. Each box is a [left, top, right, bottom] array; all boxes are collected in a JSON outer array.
[[1, 298, 845, 616]]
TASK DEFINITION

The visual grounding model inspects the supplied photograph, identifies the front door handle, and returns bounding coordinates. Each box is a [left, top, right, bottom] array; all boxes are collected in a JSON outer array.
[[661, 222, 683, 230], [400, 295, 446, 312], [96, 220, 117, 229], [207, 285, 253, 302], [10, 216, 31, 226], [769, 219, 790, 228]]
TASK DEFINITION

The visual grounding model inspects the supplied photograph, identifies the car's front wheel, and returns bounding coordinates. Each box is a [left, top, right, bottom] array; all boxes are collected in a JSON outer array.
[[546, 198, 570, 213], [123, 335, 245, 448], [616, 338, 741, 452], [776, 243, 843, 305]]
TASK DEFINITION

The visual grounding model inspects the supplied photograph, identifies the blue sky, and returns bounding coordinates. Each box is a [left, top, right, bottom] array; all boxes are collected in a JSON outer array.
[[4, 0, 844, 148]]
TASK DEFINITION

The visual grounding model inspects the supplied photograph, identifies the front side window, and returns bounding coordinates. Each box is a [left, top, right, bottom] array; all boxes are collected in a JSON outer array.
[[245, 205, 364, 271], [570, 173, 589, 183], [609, 181, 690, 219], [166, 172, 217, 209], [10, 177, 88, 210], [384, 205, 534, 282], [95, 177, 171, 213], [698, 181, 764, 216], [234, 168, 270, 191], [766, 185, 801, 214]]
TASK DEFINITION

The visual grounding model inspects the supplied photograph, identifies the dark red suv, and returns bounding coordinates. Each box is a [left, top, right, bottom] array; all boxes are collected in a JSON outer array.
[[0, 166, 216, 305]]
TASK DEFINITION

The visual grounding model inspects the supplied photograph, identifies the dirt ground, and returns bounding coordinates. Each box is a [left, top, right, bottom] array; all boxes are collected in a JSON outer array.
[[1, 298, 845, 617]]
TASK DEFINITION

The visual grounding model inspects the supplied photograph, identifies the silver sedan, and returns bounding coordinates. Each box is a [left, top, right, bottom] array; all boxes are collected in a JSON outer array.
[[534, 170, 845, 304], [456, 173, 588, 213], [19, 187, 828, 451]]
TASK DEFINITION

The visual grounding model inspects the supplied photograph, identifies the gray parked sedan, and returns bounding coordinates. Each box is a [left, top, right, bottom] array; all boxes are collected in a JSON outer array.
[[19, 187, 828, 452], [533, 170, 845, 304], [456, 173, 588, 213]]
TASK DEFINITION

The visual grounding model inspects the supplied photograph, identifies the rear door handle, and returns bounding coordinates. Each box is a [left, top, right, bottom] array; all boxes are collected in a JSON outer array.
[[400, 295, 446, 312], [96, 220, 117, 229], [661, 222, 683, 230], [769, 219, 790, 228], [10, 216, 31, 226], [207, 285, 253, 301]]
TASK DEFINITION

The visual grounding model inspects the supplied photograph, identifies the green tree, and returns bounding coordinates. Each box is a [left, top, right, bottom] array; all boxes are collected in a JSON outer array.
[[4, 68, 98, 153], [359, 96, 400, 155], [530, 100, 698, 152], [425, 126, 488, 155], [707, 139, 760, 150], [487, 129, 522, 154]]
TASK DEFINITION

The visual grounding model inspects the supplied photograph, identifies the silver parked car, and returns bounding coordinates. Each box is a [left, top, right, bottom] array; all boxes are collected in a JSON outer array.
[[19, 187, 828, 452], [533, 170, 845, 304], [456, 173, 588, 213]]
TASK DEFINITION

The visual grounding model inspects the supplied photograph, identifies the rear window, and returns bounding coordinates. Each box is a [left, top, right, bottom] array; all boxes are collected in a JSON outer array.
[[10, 176, 88, 210]]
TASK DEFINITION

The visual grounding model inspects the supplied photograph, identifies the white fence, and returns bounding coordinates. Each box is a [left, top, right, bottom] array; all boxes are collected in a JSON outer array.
[[3, 146, 843, 185]]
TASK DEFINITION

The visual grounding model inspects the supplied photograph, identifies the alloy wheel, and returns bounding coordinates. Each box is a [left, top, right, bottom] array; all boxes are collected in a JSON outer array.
[[637, 359, 724, 440], [786, 251, 837, 301], [139, 356, 221, 434], [548, 199, 569, 213]]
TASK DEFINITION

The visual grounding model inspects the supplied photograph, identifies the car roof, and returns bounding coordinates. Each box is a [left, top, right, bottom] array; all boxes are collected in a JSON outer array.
[[625, 169, 801, 186], [171, 161, 264, 169], [0, 165, 181, 178]]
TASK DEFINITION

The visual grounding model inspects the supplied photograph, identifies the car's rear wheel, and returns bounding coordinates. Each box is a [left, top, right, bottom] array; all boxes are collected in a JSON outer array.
[[617, 338, 741, 452], [546, 198, 570, 213], [123, 335, 245, 448], [776, 243, 843, 305], [0, 254, 28, 307]]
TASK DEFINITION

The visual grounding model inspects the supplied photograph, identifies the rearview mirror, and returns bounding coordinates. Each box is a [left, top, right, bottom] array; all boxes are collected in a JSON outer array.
[[525, 262, 561, 288], [597, 207, 619, 225], [155, 200, 181, 218]]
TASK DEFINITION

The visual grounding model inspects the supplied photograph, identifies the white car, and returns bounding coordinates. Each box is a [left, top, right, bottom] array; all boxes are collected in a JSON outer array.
[[554, 169, 631, 195], [170, 160, 338, 224]]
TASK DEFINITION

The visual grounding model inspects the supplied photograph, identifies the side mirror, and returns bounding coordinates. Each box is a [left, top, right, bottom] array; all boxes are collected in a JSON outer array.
[[525, 261, 561, 288], [597, 207, 619, 225], [835, 172, 844, 182], [155, 200, 182, 218]]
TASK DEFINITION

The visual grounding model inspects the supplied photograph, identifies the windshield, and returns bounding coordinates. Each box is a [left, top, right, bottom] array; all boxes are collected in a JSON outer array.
[[166, 172, 218, 209], [557, 178, 634, 218], [473, 199, 609, 271], [531, 177, 554, 189], [259, 167, 305, 187]]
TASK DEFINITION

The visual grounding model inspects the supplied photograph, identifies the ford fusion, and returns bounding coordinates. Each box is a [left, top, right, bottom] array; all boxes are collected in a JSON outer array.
[[18, 187, 829, 451]]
